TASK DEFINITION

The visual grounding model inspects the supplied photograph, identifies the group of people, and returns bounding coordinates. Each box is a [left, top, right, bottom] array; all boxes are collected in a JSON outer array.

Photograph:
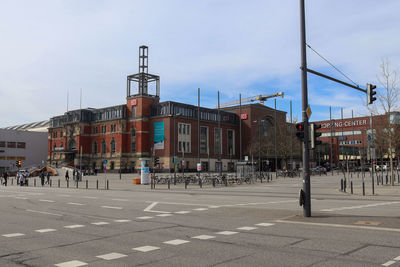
[[38, 171, 51, 186]]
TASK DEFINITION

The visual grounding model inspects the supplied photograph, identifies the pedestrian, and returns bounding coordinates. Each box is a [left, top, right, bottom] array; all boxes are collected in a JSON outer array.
[[65, 170, 69, 181], [46, 171, 51, 184], [40, 171, 45, 186], [19, 172, 24, 186], [2, 172, 8, 186]]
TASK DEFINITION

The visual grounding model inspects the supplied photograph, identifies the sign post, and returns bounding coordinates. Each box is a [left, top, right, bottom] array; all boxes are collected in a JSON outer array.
[[103, 159, 108, 189]]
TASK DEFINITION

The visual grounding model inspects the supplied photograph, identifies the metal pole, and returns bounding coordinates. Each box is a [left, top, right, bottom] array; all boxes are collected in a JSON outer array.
[[300, 0, 311, 217], [218, 91, 222, 177], [290, 100, 293, 173], [370, 113, 374, 193], [173, 109, 176, 184], [341, 108, 346, 191], [80, 145, 82, 184], [198, 88, 201, 182], [274, 98, 277, 179], [330, 106, 333, 175], [239, 94, 242, 161], [258, 121, 261, 178]]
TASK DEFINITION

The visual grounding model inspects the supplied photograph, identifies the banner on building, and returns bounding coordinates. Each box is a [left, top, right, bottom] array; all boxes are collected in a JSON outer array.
[[154, 122, 165, 150]]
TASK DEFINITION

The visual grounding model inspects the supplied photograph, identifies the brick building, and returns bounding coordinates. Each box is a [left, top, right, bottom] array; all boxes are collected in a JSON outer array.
[[48, 46, 297, 172]]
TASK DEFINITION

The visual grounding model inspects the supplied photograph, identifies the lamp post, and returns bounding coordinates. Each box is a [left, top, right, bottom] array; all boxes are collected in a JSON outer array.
[[173, 111, 182, 184]]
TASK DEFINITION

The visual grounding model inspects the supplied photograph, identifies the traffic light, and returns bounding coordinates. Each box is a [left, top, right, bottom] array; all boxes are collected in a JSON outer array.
[[154, 156, 159, 167], [367, 83, 377, 104], [295, 122, 305, 140], [310, 123, 322, 149], [16, 160, 21, 167]]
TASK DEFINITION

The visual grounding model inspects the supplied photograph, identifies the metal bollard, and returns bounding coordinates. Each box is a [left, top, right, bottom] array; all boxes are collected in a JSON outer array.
[[34, 179, 36, 187], [12, 178, 13, 185], [67, 179, 69, 188], [362, 182, 365, 196], [372, 177, 374, 195], [213, 178, 215, 187], [225, 178, 228, 187], [106, 180, 109, 190], [340, 179, 343, 191], [168, 178, 170, 190], [50, 179, 52, 187], [350, 181, 353, 194], [344, 179, 346, 192], [86, 180, 88, 189], [58, 179, 60, 188], [386, 175, 388, 184], [185, 178, 188, 189], [199, 178, 202, 188], [96, 180, 98, 190], [76, 180, 78, 188]]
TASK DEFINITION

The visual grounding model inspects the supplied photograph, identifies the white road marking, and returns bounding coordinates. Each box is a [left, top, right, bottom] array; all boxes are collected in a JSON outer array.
[[111, 198, 129, 201], [276, 220, 400, 233], [64, 225, 85, 229], [256, 223, 275, 227], [39, 199, 55, 203], [163, 239, 190, 245], [96, 252, 127, 260], [321, 201, 400, 212], [193, 208, 208, 211], [101, 206, 122, 210], [143, 202, 171, 214], [91, 222, 110, 226], [191, 235, 215, 240], [394, 256, 400, 261], [156, 214, 172, 217], [54, 260, 88, 267], [216, 231, 238, 235], [59, 194, 71, 197], [67, 202, 85, 206], [26, 209, 62, 216], [15, 197, 28, 200], [82, 196, 98, 199], [114, 219, 131, 223], [237, 226, 257, 231], [208, 206, 220, 208], [133, 246, 160, 252], [2, 233, 25, 237], [382, 261, 396, 266], [35, 229, 57, 233], [137, 216, 153, 220], [144, 201, 210, 206], [175, 211, 190, 214]]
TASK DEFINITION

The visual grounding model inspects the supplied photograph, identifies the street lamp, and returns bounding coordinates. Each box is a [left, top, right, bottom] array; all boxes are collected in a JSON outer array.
[[173, 111, 182, 184]]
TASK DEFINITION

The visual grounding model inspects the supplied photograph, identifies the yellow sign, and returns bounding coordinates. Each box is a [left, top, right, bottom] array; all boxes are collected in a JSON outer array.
[[306, 105, 312, 119]]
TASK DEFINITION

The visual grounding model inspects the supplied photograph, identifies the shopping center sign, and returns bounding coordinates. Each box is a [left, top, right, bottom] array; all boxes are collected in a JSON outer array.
[[321, 119, 367, 129]]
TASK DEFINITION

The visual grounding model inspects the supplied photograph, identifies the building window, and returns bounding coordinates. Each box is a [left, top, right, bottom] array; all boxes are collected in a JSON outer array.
[[132, 107, 136, 118], [53, 132, 57, 138], [110, 161, 115, 170], [60, 142, 63, 149], [0, 141, 5, 147], [101, 125, 106, 133], [178, 124, 182, 134], [131, 141, 136, 152], [69, 139, 76, 150], [131, 127, 136, 137], [93, 141, 97, 154], [60, 131, 63, 137], [227, 129, 235, 155], [101, 139, 106, 153], [7, 142, 16, 148], [178, 141, 182, 152], [17, 142, 26, 149], [178, 123, 191, 153], [200, 126, 208, 154], [54, 143, 57, 150], [111, 124, 116, 132], [214, 128, 222, 155], [111, 139, 116, 153]]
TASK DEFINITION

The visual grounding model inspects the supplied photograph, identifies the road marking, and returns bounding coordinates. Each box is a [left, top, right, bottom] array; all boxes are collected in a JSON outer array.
[[143, 202, 171, 214], [276, 220, 400, 233], [82, 196, 98, 199], [96, 252, 127, 260], [2, 233, 25, 237], [101, 206, 122, 210], [133, 246, 160, 252], [67, 202, 85, 206], [394, 256, 400, 261], [60, 194, 71, 197], [382, 261, 396, 266], [54, 260, 88, 267], [156, 214, 172, 217], [321, 201, 400, 212], [208, 206, 220, 208], [26, 209, 62, 216], [111, 198, 129, 201], [64, 225, 85, 229], [114, 219, 131, 223], [256, 223, 275, 227], [216, 231, 238, 235], [39, 199, 55, 203], [175, 211, 190, 214], [237, 226, 257, 231], [163, 239, 190, 245], [144, 201, 210, 206], [137, 216, 153, 220], [192, 235, 215, 240], [15, 197, 28, 200], [193, 208, 208, 211], [35, 229, 57, 233], [91, 222, 110, 225]]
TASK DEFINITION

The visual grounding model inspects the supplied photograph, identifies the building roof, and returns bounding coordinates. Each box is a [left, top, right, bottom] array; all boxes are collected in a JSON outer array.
[[2, 120, 50, 132]]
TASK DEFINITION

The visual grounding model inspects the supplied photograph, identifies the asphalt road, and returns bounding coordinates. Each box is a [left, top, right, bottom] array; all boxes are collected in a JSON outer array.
[[1, 173, 400, 267]]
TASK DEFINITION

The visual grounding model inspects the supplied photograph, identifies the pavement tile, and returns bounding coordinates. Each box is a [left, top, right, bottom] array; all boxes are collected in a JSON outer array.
[[96, 252, 127, 260], [54, 260, 88, 267], [133, 246, 160, 252], [191, 235, 215, 240], [163, 239, 190, 245]]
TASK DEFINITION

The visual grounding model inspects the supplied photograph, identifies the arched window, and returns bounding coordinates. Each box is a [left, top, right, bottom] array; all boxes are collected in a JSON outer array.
[[101, 139, 106, 153], [93, 141, 97, 154], [110, 139, 116, 153], [131, 127, 136, 137]]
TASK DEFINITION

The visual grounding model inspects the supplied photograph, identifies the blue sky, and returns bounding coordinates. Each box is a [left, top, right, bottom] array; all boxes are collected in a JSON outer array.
[[1, 0, 399, 127]]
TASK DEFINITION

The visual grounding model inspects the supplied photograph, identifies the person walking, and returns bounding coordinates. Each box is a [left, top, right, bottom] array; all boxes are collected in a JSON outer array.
[[3, 172, 8, 186], [65, 170, 69, 181], [39, 171, 45, 186], [46, 171, 51, 185], [19, 172, 24, 186]]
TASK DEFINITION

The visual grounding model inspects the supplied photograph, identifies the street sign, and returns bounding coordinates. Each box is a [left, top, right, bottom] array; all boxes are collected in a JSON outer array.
[[197, 163, 201, 171], [306, 105, 312, 119], [173, 156, 178, 164], [103, 159, 108, 164]]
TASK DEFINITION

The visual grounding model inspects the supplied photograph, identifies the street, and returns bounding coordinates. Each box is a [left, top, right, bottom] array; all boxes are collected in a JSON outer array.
[[0, 173, 400, 266]]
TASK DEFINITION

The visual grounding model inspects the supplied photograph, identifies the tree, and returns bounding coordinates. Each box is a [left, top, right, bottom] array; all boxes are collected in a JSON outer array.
[[368, 59, 399, 185]]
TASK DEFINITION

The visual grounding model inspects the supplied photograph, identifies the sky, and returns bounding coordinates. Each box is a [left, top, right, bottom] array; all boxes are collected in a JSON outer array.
[[1, 0, 400, 127]]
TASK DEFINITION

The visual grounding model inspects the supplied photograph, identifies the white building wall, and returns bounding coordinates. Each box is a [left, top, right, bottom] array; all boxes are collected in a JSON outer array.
[[0, 129, 48, 172]]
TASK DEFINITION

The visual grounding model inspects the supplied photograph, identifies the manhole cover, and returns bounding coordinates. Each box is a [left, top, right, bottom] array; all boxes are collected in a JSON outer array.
[[354, 221, 381, 226]]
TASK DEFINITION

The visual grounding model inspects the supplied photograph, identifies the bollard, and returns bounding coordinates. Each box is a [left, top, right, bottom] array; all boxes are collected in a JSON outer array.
[[168, 178, 170, 190], [372, 177, 375, 195], [86, 180, 88, 189], [213, 178, 216, 187], [34, 179, 36, 187], [225, 177, 228, 187], [350, 181, 353, 194], [344, 179, 346, 192], [199, 178, 202, 188], [67, 179, 69, 188], [96, 180, 98, 190], [106, 180, 109, 190], [58, 179, 60, 188], [340, 179, 343, 191], [398, 173, 400, 184], [12, 178, 13, 185], [362, 182, 365, 196], [185, 178, 188, 189], [76, 180, 78, 189], [50, 179, 52, 187], [386, 175, 388, 184]]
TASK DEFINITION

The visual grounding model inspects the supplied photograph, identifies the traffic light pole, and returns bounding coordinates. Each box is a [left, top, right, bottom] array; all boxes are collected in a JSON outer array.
[[300, 0, 311, 217]]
